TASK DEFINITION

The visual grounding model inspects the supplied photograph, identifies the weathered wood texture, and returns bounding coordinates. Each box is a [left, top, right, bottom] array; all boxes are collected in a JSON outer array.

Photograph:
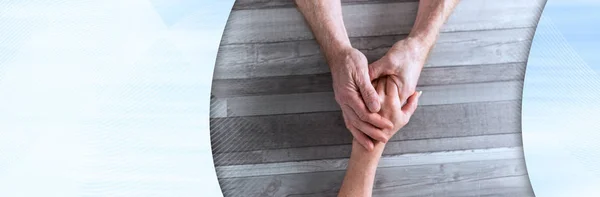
[[211, 100, 521, 153], [213, 134, 523, 166], [212, 62, 526, 98], [219, 158, 532, 197], [214, 28, 533, 79], [217, 147, 524, 178], [221, 0, 544, 44], [214, 81, 522, 117], [210, 0, 542, 196]]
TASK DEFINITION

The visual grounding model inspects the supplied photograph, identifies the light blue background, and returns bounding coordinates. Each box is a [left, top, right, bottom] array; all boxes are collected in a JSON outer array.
[[2, 0, 600, 196], [0, 1, 234, 196], [523, 0, 600, 196]]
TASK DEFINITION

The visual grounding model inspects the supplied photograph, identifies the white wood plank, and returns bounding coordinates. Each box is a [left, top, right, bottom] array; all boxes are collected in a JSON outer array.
[[214, 28, 533, 79], [221, 0, 544, 44], [216, 147, 523, 178], [211, 62, 526, 98], [223, 81, 522, 117], [213, 133, 523, 166], [218, 159, 532, 197]]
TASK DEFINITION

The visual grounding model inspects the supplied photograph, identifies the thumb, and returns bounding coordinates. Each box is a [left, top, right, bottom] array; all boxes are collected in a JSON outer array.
[[402, 91, 422, 117], [368, 59, 389, 81], [357, 72, 381, 113]]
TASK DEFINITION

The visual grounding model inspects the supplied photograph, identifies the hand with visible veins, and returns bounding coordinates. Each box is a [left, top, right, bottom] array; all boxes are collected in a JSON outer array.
[[329, 47, 395, 150], [369, 0, 459, 108], [369, 38, 427, 106], [295, 0, 459, 153], [295, 0, 395, 150]]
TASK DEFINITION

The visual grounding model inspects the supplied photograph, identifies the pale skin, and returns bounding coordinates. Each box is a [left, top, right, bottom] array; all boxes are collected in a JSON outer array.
[[295, 0, 459, 151], [338, 77, 421, 197], [295, 0, 460, 196]]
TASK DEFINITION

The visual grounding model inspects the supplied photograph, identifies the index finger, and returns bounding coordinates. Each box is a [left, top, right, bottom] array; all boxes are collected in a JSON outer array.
[[347, 96, 393, 130]]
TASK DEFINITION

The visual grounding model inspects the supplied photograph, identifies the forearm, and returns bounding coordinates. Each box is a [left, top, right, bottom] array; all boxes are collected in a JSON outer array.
[[408, 0, 460, 57], [338, 140, 385, 197], [295, 0, 352, 64]]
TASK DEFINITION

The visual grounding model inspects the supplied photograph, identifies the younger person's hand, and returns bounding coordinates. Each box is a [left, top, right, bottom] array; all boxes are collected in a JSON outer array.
[[372, 76, 422, 140]]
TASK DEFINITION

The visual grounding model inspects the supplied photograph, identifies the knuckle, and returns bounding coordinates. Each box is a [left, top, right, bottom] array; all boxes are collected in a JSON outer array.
[[400, 117, 409, 125], [344, 121, 353, 130], [355, 75, 366, 86], [378, 132, 390, 143], [348, 118, 359, 128], [342, 117, 353, 129], [364, 89, 376, 99], [386, 55, 401, 68], [385, 122, 395, 130], [334, 95, 343, 104]]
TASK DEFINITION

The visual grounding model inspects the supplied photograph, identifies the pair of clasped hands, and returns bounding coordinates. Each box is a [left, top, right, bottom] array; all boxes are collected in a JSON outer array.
[[330, 38, 427, 151]]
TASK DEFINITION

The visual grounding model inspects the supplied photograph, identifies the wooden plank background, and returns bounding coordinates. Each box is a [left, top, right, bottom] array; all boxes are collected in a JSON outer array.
[[211, 0, 546, 196]]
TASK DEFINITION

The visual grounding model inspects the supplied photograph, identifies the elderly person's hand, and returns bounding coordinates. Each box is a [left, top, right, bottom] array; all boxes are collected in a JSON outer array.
[[368, 38, 428, 107], [329, 47, 395, 150]]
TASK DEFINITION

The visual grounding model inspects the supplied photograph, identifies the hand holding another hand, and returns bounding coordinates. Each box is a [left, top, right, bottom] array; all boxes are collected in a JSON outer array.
[[328, 44, 424, 150], [371, 76, 422, 139], [328, 47, 395, 150], [369, 38, 429, 105]]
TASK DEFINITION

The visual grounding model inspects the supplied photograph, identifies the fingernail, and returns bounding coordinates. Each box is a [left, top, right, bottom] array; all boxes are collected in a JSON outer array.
[[418, 91, 423, 97]]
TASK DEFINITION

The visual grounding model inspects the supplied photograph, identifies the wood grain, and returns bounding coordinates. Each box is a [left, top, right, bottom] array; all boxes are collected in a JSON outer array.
[[211, 100, 521, 154], [217, 81, 522, 117], [211, 62, 525, 98], [216, 147, 523, 178], [218, 158, 532, 197], [221, 0, 544, 44], [213, 134, 523, 166], [209, 0, 542, 195], [214, 28, 533, 79]]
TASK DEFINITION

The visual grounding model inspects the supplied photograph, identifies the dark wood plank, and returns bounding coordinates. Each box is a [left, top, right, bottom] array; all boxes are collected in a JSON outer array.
[[221, 0, 544, 44], [214, 28, 533, 79], [213, 134, 523, 166], [217, 81, 522, 117], [211, 62, 525, 98], [218, 159, 532, 197], [232, 0, 416, 10], [210, 100, 521, 154]]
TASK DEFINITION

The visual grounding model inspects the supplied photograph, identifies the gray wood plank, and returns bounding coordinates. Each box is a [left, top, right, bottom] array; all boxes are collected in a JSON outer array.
[[218, 158, 532, 197], [213, 134, 523, 166], [221, 0, 544, 44], [217, 147, 523, 178], [211, 62, 525, 98], [214, 28, 533, 79], [219, 81, 522, 117], [232, 0, 416, 10], [211, 100, 521, 154]]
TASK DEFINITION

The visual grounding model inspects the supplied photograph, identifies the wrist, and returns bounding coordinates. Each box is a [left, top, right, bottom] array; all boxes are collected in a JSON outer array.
[[323, 42, 354, 66], [351, 139, 384, 161], [404, 36, 432, 59], [386, 37, 429, 70]]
